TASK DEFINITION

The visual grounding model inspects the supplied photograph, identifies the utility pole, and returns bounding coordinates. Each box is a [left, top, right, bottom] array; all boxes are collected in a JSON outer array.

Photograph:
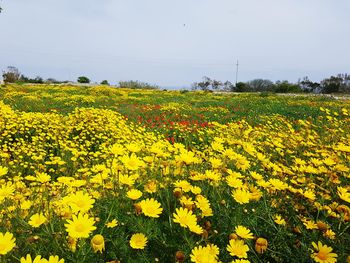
[[235, 60, 239, 86]]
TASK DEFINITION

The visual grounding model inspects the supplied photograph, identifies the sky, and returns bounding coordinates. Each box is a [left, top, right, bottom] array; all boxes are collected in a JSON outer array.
[[0, 0, 349, 88]]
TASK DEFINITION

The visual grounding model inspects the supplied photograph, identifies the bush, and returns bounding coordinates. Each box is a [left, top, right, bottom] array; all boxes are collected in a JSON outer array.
[[100, 80, 109, 85], [118, 80, 159, 90], [77, 76, 90, 84], [273, 81, 302, 93], [234, 82, 249, 92], [2, 66, 21, 83]]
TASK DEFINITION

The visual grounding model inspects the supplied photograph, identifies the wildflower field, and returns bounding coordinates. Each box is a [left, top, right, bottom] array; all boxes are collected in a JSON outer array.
[[0, 84, 350, 263]]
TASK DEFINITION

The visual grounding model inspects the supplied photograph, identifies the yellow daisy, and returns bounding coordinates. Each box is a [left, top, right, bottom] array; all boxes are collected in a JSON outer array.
[[28, 213, 47, 228], [235, 225, 254, 239], [126, 189, 143, 200], [311, 241, 337, 263], [227, 239, 249, 258], [139, 198, 163, 218], [65, 213, 96, 239], [130, 233, 148, 249], [0, 232, 16, 255]]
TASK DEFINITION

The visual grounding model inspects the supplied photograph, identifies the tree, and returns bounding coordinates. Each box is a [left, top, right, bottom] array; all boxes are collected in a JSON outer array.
[[273, 80, 301, 93], [211, 80, 223, 90], [223, 81, 234, 92], [100, 80, 109, 85], [234, 82, 249, 92], [77, 76, 90, 84], [118, 80, 159, 90], [320, 76, 343, 94], [197, 76, 212, 91], [299, 77, 320, 93], [247, 79, 274, 92], [337, 73, 350, 93], [2, 66, 21, 83]]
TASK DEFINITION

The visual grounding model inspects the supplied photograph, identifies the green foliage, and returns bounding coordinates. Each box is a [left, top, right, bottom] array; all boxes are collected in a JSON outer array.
[[235, 82, 249, 92], [320, 75, 344, 94], [273, 80, 302, 93], [247, 79, 274, 92], [2, 66, 21, 83], [118, 80, 159, 90], [100, 80, 110, 85], [77, 76, 91, 84]]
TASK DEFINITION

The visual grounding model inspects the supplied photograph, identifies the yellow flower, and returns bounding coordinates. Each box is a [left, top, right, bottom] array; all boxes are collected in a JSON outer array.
[[0, 166, 8, 177], [20, 254, 46, 263], [188, 224, 204, 235], [126, 142, 142, 153], [227, 239, 249, 258], [190, 244, 219, 263], [63, 191, 95, 214], [110, 143, 125, 156], [302, 219, 318, 230], [173, 207, 197, 228], [174, 180, 192, 192], [323, 229, 336, 240], [268, 178, 288, 191], [120, 153, 145, 170], [195, 195, 213, 217], [126, 189, 143, 200], [235, 225, 254, 239], [0, 183, 15, 202], [337, 187, 350, 203], [0, 232, 16, 255], [274, 215, 286, 225], [190, 186, 202, 195], [232, 189, 251, 204], [35, 172, 51, 183], [67, 237, 77, 252], [46, 255, 65, 263], [177, 150, 199, 165], [130, 233, 148, 249], [180, 196, 194, 207], [65, 213, 96, 239], [226, 176, 244, 188], [144, 180, 157, 193], [139, 198, 163, 218], [91, 234, 105, 253], [106, 219, 119, 228], [303, 189, 316, 201], [28, 213, 47, 228], [311, 241, 337, 263]]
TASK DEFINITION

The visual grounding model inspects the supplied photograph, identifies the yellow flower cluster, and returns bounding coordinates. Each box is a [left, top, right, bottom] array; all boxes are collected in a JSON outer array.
[[0, 86, 349, 262]]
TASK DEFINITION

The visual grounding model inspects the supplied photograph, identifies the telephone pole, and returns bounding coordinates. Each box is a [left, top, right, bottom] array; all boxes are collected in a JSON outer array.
[[235, 60, 239, 86]]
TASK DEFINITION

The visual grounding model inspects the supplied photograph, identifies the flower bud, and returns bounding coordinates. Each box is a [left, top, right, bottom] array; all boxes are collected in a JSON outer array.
[[175, 251, 185, 262], [229, 233, 238, 240], [91, 234, 105, 253], [255, 237, 268, 254]]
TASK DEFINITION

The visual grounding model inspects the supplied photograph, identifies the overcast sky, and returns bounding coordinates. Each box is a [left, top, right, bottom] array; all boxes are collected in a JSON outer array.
[[0, 0, 349, 87]]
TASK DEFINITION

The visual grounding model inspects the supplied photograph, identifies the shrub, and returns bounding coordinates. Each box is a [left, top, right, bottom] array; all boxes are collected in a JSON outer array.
[[77, 76, 90, 84]]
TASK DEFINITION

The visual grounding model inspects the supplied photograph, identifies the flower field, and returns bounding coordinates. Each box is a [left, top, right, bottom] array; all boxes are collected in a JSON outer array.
[[0, 84, 350, 262]]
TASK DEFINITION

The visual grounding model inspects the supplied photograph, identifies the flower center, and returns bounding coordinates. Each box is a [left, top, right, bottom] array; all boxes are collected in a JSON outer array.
[[76, 200, 86, 208], [317, 251, 328, 260], [75, 223, 85, 232]]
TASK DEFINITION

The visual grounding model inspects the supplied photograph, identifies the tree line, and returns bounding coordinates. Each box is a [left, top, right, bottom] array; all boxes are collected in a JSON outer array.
[[192, 74, 350, 94], [1, 66, 159, 89]]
